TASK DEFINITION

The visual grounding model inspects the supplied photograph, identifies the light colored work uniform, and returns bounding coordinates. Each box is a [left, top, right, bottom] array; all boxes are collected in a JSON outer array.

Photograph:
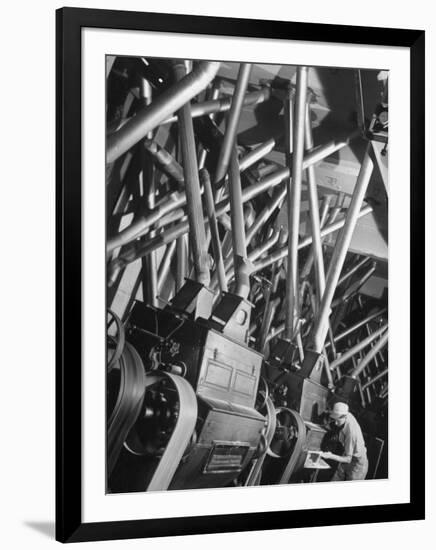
[[331, 412, 368, 481]]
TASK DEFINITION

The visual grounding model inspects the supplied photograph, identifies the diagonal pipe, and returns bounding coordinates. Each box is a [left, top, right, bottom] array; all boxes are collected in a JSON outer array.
[[252, 205, 373, 273], [328, 323, 388, 372], [107, 61, 221, 163], [107, 131, 359, 255], [350, 330, 389, 378]]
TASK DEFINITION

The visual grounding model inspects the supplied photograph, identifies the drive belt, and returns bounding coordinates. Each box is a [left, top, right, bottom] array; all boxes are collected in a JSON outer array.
[[278, 408, 306, 484], [245, 395, 277, 486], [107, 309, 125, 372], [145, 372, 198, 491], [107, 342, 146, 475]]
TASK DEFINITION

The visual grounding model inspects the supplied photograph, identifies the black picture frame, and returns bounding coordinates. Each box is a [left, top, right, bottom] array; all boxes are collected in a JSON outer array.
[[56, 6, 425, 543]]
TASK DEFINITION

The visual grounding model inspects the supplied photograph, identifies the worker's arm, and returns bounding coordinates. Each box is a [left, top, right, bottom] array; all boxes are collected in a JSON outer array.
[[321, 451, 352, 464]]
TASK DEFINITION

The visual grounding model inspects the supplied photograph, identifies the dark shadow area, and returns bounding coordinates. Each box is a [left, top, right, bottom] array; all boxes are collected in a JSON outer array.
[[24, 521, 54, 539]]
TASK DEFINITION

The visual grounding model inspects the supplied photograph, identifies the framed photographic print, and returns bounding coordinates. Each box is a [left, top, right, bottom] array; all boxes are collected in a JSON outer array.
[[56, 7, 425, 543]]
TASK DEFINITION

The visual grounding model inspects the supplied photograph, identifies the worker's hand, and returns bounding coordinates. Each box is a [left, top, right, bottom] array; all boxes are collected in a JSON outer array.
[[321, 451, 334, 460]]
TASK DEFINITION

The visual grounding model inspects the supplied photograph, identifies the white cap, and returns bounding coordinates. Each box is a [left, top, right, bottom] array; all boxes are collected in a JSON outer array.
[[329, 402, 349, 419]]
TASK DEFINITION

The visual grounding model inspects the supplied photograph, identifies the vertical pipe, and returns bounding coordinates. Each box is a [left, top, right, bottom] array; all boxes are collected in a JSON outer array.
[[228, 149, 250, 298], [173, 62, 210, 286], [200, 168, 228, 292], [139, 78, 158, 307], [311, 144, 374, 351], [198, 83, 221, 169], [175, 234, 188, 291], [304, 99, 326, 307], [214, 63, 252, 185], [285, 67, 308, 339]]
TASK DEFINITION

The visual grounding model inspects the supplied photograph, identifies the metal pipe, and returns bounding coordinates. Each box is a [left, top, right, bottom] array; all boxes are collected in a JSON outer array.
[[208, 81, 222, 121], [364, 322, 380, 369], [252, 205, 373, 273], [304, 100, 325, 307], [239, 137, 276, 172], [328, 323, 388, 371], [326, 308, 387, 346], [322, 348, 335, 389], [143, 139, 185, 183], [285, 66, 308, 338], [220, 227, 279, 287], [107, 191, 188, 254], [139, 78, 158, 308], [108, 131, 358, 254], [303, 129, 361, 167], [354, 69, 365, 133], [338, 256, 372, 286], [265, 321, 286, 343], [173, 61, 210, 286], [228, 149, 250, 298], [358, 295, 385, 366], [107, 61, 221, 163], [300, 195, 332, 280], [332, 262, 377, 306], [248, 229, 280, 263], [357, 380, 366, 408], [246, 185, 287, 245], [162, 88, 269, 125], [200, 168, 228, 292], [157, 241, 177, 292], [320, 197, 333, 227], [311, 144, 374, 352], [254, 163, 280, 179], [175, 234, 188, 292], [328, 324, 337, 359], [198, 84, 221, 169], [107, 149, 368, 282], [350, 331, 389, 378], [214, 63, 252, 184], [361, 368, 388, 390]]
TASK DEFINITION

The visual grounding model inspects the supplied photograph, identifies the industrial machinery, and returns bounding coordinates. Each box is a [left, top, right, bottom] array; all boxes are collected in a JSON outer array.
[[106, 57, 389, 493]]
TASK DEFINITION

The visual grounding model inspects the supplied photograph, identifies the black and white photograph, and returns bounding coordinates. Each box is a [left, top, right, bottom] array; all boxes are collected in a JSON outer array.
[[105, 57, 389, 493]]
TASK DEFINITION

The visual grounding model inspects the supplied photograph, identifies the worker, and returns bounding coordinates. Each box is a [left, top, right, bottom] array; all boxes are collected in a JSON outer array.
[[320, 401, 368, 481]]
